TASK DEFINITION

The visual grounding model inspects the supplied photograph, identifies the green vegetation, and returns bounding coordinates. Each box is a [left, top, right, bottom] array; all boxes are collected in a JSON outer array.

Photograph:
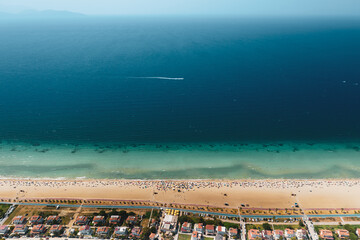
[[246, 224, 264, 231], [141, 227, 151, 240], [273, 224, 301, 230], [299, 219, 305, 227], [262, 223, 272, 230], [178, 234, 191, 240], [38, 211, 58, 218], [204, 238, 214, 240], [0, 204, 10, 218], [144, 209, 160, 220], [223, 222, 239, 229]]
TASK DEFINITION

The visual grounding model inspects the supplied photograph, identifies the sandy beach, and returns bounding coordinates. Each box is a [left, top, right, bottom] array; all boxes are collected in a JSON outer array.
[[1, 179, 360, 210]]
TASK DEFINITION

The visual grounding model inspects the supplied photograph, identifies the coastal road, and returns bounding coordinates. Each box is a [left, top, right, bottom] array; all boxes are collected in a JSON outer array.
[[0, 204, 16, 225], [313, 221, 360, 225]]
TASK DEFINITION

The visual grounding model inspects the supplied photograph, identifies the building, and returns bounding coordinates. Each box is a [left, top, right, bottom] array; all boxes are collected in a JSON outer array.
[[262, 230, 273, 240], [109, 215, 121, 225], [78, 225, 92, 236], [161, 214, 178, 233], [12, 216, 27, 225], [29, 215, 44, 225], [217, 226, 227, 236], [191, 231, 202, 240], [273, 230, 284, 240], [75, 216, 89, 225], [126, 215, 138, 224], [131, 226, 142, 238], [249, 229, 262, 240], [181, 222, 192, 233], [149, 232, 156, 240], [206, 225, 215, 235], [46, 215, 61, 225], [13, 225, 28, 235], [194, 223, 204, 234], [31, 224, 47, 235], [0, 225, 10, 235], [285, 229, 296, 239], [93, 216, 106, 226], [296, 229, 308, 240], [114, 226, 128, 236], [336, 229, 349, 239], [49, 225, 64, 235], [319, 230, 333, 240], [229, 228, 238, 238], [96, 226, 110, 236]]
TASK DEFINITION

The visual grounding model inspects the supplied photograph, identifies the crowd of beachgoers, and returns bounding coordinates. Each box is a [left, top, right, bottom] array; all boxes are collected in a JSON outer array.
[[0, 179, 359, 192]]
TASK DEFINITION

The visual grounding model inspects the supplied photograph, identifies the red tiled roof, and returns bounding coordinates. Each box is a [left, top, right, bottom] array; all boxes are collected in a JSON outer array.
[[206, 225, 215, 230], [13, 216, 25, 222], [97, 227, 110, 233], [31, 224, 46, 233], [110, 215, 120, 220], [274, 230, 284, 235], [0, 225, 8, 230], [50, 225, 63, 231], [47, 216, 60, 221], [337, 229, 349, 237], [14, 225, 26, 231], [262, 230, 272, 236], [79, 225, 91, 231], [127, 216, 137, 221]]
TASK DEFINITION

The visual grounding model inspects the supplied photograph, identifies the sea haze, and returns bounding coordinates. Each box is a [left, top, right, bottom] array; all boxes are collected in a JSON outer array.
[[0, 16, 359, 179]]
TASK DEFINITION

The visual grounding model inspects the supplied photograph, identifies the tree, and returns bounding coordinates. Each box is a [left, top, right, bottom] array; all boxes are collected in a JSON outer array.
[[128, 211, 136, 216], [178, 215, 193, 224], [262, 223, 272, 231], [150, 227, 157, 233], [343, 224, 352, 232], [299, 219, 305, 227], [144, 211, 151, 219], [141, 227, 151, 240], [349, 232, 357, 240], [99, 210, 107, 216]]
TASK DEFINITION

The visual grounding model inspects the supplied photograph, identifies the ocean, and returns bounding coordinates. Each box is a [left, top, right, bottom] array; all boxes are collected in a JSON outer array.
[[0, 16, 359, 179]]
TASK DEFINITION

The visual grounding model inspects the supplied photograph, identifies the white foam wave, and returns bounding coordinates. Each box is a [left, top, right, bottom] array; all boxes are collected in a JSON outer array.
[[127, 76, 184, 81]]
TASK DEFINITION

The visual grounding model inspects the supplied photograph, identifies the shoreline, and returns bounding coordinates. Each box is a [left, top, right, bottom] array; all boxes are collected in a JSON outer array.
[[1, 140, 360, 179]]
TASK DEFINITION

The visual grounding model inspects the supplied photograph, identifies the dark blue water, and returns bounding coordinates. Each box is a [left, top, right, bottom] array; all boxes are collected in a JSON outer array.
[[1, 16, 360, 142]]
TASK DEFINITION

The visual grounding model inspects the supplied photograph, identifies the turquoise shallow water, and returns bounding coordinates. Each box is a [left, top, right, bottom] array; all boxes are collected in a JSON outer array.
[[0, 140, 359, 179]]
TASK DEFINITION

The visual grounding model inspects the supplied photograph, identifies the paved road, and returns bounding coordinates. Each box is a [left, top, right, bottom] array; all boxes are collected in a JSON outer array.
[[304, 215, 319, 240], [313, 221, 360, 225], [0, 204, 16, 225], [65, 203, 84, 236]]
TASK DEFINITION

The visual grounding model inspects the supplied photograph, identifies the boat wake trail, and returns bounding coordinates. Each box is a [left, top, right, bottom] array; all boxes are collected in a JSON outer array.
[[127, 77, 184, 81]]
